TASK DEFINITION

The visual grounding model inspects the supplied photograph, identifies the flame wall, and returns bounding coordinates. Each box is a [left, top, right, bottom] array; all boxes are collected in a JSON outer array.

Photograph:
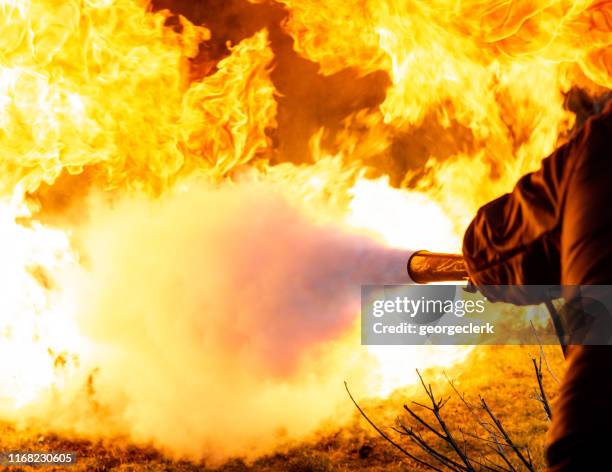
[[0, 0, 610, 464]]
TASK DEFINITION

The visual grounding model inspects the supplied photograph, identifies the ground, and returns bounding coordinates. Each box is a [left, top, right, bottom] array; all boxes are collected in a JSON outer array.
[[0, 345, 565, 471]]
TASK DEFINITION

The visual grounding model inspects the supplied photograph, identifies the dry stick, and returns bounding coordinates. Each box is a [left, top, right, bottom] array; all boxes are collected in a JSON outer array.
[[344, 381, 444, 472], [483, 458, 512, 472], [402, 404, 506, 472], [397, 421, 503, 472], [526, 448, 534, 469], [460, 431, 518, 472], [470, 454, 512, 472], [445, 374, 517, 472], [403, 404, 447, 441], [477, 451, 514, 472], [393, 423, 465, 471], [532, 356, 553, 421], [397, 411, 506, 472], [399, 423, 456, 469], [529, 321, 560, 384], [458, 430, 496, 444], [402, 385, 497, 471], [415, 370, 476, 472], [461, 430, 469, 462], [479, 397, 535, 472], [459, 430, 511, 448], [488, 444, 517, 472]]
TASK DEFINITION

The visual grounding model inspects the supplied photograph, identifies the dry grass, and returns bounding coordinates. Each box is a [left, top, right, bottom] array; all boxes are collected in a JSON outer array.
[[0, 345, 564, 471]]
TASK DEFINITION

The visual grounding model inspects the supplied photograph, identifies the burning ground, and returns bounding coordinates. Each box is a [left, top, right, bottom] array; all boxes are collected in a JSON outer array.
[[0, 345, 565, 471], [0, 0, 609, 469]]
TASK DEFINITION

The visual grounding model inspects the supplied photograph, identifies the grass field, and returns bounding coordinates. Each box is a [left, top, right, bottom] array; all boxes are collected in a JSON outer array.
[[0, 345, 565, 471]]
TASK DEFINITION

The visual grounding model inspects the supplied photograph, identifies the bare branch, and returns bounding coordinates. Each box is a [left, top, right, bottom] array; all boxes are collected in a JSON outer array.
[[416, 370, 476, 472], [446, 373, 521, 470], [397, 422, 466, 471], [403, 404, 446, 441], [480, 397, 535, 472], [344, 381, 444, 472], [532, 356, 553, 421], [529, 320, 560, 383], [488, 444, 517, 472]]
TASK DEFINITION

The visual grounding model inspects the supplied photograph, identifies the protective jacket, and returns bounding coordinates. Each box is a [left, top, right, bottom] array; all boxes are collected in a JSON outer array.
[[463, 101, 612, 471]]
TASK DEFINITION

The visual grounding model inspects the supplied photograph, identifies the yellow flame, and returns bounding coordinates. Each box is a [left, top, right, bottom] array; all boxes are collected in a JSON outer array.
[[0, 200, 83, 409], [0, 0, 610, 459]]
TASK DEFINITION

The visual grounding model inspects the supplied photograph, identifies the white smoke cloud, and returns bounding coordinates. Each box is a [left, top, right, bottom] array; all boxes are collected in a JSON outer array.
[[46, 179, 413, 461]]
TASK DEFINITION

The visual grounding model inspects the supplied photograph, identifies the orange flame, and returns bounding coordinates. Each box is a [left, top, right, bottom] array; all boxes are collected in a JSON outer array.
[[0, 0, 610, 462]]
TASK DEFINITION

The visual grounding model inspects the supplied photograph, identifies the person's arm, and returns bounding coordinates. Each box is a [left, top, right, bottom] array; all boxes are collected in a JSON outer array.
[[463, 101, 612, 303], [462, 128, 578, 303]]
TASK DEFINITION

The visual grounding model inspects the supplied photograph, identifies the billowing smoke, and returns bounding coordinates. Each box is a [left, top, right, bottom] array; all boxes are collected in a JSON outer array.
[[39, 178, 413, 462]]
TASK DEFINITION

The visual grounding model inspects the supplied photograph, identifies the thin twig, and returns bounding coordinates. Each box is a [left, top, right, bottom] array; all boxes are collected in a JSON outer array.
[[344, 381, 443, 472], [459, 429, 509, 447], [395, 423, 466, 471], [529, 320, 560, 383], [416, 370, 476, 472], [488, 444, 517, 472], [403, 404, 446, 441], [532, 356, 553, 421], [445, 373, 515, 470], [480, 397, 535, 472], [469, 454, 511, 472], [477, 451, 513, 472]]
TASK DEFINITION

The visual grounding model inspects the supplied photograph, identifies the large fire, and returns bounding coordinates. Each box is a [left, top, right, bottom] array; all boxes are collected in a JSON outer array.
[[0, 0, 609, 463]]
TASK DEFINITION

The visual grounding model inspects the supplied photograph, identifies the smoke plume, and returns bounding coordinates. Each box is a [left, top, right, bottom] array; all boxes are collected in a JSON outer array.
[[44, 178, 412, 462]]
